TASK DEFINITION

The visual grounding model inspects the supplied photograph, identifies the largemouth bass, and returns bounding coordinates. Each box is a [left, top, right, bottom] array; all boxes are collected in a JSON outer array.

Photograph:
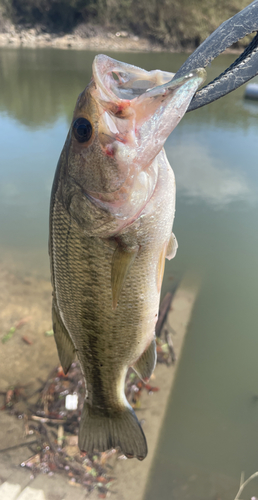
[[49, 55, 205, 460]]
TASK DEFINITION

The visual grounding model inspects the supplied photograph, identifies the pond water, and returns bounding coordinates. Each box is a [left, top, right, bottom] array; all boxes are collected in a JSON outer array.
[[1, 47, 258, 499]]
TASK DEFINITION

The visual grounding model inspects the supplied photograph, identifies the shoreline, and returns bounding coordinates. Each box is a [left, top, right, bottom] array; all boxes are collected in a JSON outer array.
[[0, 23, 244, 54], [0, 24, 174, 52]]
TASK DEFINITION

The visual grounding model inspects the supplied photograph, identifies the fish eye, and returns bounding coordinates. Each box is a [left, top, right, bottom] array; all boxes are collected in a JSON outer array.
[[73, 117, 92, 143]]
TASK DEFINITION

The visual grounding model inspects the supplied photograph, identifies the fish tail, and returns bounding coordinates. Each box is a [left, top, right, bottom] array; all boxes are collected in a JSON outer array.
[[78, 401, 147, 460]]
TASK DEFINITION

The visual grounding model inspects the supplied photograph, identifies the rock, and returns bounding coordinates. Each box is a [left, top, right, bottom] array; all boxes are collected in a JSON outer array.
[[115, 30, 128, 38]]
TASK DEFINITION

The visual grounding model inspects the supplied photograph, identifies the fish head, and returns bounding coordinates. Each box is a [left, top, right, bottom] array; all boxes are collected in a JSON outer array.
[[66, 55, 206, 222]]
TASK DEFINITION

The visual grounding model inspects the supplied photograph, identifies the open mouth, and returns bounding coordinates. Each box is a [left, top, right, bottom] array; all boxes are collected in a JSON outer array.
[[92, 55, 206, 169], [88, 55, 206, 223], [92, 55, 175, 103], [92, 54, 206, 107]]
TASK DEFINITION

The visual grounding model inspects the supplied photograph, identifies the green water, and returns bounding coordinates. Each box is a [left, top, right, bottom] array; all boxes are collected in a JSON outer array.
[[1, 47, 258, 499]]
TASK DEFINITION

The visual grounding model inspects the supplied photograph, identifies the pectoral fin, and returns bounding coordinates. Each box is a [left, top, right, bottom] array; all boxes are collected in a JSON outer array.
[[52, 301, 76, 374], [166, 233, 178, 260], [133, 339, 157, 381], [111, 246, 138, 309]]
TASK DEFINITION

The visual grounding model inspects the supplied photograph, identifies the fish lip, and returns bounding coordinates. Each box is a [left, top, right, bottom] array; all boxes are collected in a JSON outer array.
[[92, 54, 153, 104], [138, 67, 206, 100], [172, 0, 258, 110]]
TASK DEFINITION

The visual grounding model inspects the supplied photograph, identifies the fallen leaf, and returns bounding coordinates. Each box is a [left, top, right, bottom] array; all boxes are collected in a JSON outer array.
[[15, 316, 32, 329], [22, 336, 33, 345], [45, 330, 54, 337], [2, 326, 16, 343]]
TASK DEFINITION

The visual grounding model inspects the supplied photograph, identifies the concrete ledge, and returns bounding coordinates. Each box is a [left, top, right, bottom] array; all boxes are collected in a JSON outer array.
[[112, 274, 200, 499]]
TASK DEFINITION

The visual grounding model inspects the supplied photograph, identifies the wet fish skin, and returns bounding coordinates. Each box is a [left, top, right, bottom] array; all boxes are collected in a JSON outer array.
[[49, 56, 206, 460]]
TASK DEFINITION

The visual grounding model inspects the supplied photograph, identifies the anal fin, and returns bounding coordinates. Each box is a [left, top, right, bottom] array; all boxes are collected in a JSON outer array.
[[52, 300, 76, 374], [133, 339, 157, 381], [111, 245, 138, 309]]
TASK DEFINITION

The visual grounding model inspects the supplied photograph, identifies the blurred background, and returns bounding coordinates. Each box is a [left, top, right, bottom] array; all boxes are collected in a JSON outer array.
[[0, 0, 253, 49]]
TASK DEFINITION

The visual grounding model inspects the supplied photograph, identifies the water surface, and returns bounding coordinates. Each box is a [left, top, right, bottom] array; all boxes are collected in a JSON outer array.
[[1, 47, 258, 499]]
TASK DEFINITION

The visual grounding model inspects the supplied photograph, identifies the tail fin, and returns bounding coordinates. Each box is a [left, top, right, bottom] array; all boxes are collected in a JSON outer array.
[[78, 401, 147, 460]]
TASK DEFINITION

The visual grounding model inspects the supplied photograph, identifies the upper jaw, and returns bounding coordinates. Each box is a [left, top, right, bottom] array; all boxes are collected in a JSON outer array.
[[173, 0, 258, 111], [92, 54, 206, 161]]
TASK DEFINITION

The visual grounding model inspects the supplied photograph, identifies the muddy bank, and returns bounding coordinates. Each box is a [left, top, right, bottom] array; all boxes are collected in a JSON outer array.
[[0, 19, 246, 53], [0, 21, 166, 52], [0, 265, 57, 393], [0, 0, 252, 53]]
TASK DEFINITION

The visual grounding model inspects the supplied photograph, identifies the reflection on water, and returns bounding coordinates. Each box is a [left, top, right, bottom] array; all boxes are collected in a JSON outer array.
[[0, 113, 68, 275], [167, 141, 252, 207], [0, 48, 186, 128], [1, 47, 258, 129], [241, 98, 258, 116], [0, 48, 92, 127], [1, 47, 258, 499]]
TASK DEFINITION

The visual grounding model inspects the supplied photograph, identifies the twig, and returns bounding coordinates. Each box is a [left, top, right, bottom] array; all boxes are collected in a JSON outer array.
[[30, 415, 66, 424], [22, 336, 33, 345], [155, 292, 173, 337], [26, 385, 45, 400], [165, 329, 176, 364], [57, 425, 64, 446], [24, 414, 30, 436], [40, 422, 58, 452], [0, 440, 38, 453], [234, 471, 258, 500]]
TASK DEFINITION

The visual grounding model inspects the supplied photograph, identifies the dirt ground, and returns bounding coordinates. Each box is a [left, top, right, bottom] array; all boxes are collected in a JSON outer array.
[[0, 264, 58, 395]]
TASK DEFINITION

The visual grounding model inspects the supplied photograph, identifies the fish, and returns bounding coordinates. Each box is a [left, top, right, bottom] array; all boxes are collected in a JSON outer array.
[[49, 55, 206, 460]]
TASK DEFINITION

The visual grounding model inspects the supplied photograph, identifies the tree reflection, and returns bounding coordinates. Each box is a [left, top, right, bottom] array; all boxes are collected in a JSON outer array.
[[0, 47, 258, 130], [0, 47, 94, 127]]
